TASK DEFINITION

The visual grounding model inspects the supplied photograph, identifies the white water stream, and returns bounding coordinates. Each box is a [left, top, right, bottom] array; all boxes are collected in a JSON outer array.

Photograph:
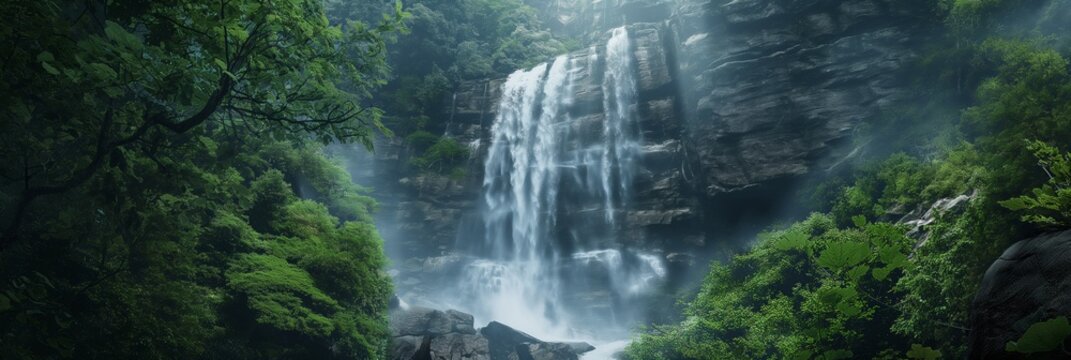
[[449, 29, 664, 354]]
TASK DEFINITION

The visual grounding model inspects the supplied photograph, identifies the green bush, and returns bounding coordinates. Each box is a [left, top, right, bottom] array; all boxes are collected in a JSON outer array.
[[627, 215, 919, 359], [406, 130, 441, 153], [1000, 140, 1071, 228], [409, 137, 470, 176], [0, 133, 393, 359]]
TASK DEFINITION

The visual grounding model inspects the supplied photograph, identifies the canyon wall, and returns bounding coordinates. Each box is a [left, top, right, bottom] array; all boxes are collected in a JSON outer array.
[[361, 0, 932, 295]]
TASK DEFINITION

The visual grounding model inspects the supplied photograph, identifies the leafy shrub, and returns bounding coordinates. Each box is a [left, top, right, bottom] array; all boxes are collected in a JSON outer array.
[[1000, 140, 1071, 228], [409, 137, 469, 176], [626, 215, 919, 359], [406, 130, 441, 153], [1005, 317, 1071, 354]]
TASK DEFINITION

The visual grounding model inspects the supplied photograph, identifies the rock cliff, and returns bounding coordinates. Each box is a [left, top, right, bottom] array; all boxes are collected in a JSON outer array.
[[363, 0, 931, 304], [430, 0, 926, 249]]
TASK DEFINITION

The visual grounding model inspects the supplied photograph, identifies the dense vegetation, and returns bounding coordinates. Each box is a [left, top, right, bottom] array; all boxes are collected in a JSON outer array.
[[626, 0, 1071, 358], [0, 0, 404, 358], [4, 0, 1070, 359], [344, 0, 570, 177], [0, 0, 567, 358]]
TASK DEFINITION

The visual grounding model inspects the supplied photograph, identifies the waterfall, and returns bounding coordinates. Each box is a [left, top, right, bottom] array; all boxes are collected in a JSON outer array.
[[455, 27, 663, 341], [469, 55, 573, 337], [600, 26, 640, 224]]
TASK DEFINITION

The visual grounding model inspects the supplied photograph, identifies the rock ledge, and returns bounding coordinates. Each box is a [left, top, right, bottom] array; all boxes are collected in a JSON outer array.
[[390, 306, 595, 360]]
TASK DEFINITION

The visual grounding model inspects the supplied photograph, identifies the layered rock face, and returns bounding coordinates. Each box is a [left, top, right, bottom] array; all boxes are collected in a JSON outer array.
[[526, 0, 928, 195], [367, 0, 929, 318], [673, 0, 925, 196], [437, 0, 927, 252]]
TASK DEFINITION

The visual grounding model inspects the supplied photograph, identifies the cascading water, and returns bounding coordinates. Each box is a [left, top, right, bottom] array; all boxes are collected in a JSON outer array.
[[464, 55, 572, 337], [599, 27, 641, 224], [452, 27, 665, 343]]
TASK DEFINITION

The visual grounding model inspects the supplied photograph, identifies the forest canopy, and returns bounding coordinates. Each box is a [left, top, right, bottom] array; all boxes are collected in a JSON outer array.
[[0, 0, 566, 358], [1, 0, 404, 358]]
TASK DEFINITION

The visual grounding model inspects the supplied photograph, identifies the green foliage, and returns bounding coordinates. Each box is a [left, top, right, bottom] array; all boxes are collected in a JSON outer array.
[[892, 193, 1011, 356], [906, 344, 943, 359], [0, 1, 398, 358], [406, 130, 442, 153], [772, 230, 809, 251], [403, 130, 471, 177], [830, 150, 981, 226], [344, 0, 565, 184], [0, 126, 393, 359], [626, 215, 916, 359], [1005, 317, 1071, 354], [816, 241, 870, 271], [227, 253, 340, 336], [409, 137, 470, 177], [961, 38, 1071, 204], [368, 0, 569, 138], [1000, 140, 1071, 228], [829, 154, 929, 222], [946, 0, 1012, 37]]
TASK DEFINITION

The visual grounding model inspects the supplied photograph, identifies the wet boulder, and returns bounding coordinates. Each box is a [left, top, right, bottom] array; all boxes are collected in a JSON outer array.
[[510, 342, 580, 360], [968, 230, 1071, 359], [390, 335, 425, 360], [390, 307, 489, 360], [561, 342, 596, 354], [429, 333, 491, 360], [481, 321, 543, 360], [480, 321, 592, 360], [391, 307, 477, 337]]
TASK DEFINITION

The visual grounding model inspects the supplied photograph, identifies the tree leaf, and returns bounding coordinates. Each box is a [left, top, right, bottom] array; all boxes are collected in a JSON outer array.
[[41, 62, 61, 75], [1005, 317, 1071, 353], [773, 230, 809, 251], [836, 301, 862, 317], [851, 215, 868, 228], [37, 51, 55, 62], [820, 349, 853, 360], [906, 344, 942, 359], [872, 266, 892, 281], [817, 242, 870, 270], [103, 20, 141, 48], [0, 293, 10, 312], [879, 246, 909, 268], [847, 265, 869, 282], [87, 63, 118, 81]]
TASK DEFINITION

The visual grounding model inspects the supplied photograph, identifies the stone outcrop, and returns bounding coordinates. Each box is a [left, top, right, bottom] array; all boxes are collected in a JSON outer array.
[[389, 307, 489, 360], [391, 307, 478, 337], [968, 230, 1071, 359], [389, 307, 594, 360]]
